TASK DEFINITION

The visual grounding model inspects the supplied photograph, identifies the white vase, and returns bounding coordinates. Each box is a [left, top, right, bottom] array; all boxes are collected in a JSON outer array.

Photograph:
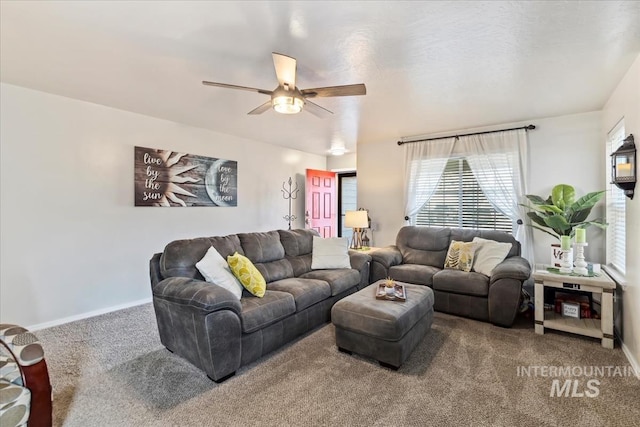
[[551, 244, 573, 268]]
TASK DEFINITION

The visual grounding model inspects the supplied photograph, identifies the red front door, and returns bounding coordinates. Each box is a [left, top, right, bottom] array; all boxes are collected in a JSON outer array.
[[306, 169, 337, 237]]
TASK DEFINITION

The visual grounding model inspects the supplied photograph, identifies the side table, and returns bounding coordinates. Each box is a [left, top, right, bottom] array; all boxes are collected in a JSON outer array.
[[533, 269, 615, 349], [352, 247, 380, 254]]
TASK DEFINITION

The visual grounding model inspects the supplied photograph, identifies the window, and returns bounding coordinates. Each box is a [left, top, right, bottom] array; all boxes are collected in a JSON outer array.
[[606, 120, 626, 275], [415, 157, 513, 232]]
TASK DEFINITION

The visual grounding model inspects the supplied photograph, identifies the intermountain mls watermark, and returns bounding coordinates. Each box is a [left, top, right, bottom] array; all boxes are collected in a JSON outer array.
[[517, 365, 638, 398]]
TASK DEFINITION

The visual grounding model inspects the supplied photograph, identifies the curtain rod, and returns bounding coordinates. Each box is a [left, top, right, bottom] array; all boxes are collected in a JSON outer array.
[[397, 124, 536, 146]]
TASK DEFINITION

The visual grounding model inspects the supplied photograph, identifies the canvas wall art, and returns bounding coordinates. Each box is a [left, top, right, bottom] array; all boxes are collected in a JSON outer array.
[[134, 146, 237, 207]]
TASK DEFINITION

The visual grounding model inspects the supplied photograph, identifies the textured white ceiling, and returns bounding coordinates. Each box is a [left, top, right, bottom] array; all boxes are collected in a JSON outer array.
[[2, 1, 639, 156]]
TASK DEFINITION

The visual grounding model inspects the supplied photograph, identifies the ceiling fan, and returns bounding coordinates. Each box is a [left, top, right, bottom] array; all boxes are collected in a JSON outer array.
[[202, 52, 366, 117]]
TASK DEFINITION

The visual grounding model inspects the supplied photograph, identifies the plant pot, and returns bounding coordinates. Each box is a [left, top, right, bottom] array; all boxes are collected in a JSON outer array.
[[551, 244, 573, 268]]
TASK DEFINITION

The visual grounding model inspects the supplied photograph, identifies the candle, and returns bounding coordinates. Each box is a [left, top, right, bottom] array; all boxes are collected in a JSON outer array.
[[560, 235, 571, 250], [616, 162, 633, 177], [575, 228, 586, 243]]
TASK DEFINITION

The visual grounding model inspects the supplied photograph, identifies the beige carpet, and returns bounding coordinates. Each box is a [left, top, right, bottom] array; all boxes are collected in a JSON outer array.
[[36, 303, 639, 426]]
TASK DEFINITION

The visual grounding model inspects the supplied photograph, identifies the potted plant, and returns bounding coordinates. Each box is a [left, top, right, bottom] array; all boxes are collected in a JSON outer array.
[[523, 184, 607, 239], [522, 184, 607, 266], [384, 277, 396, 296]]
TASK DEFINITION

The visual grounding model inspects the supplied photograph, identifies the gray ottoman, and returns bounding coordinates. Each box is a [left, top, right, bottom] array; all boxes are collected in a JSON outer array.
[[331, 281, 434, 369]]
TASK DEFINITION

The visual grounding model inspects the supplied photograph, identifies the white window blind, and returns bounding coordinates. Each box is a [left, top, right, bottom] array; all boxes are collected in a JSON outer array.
[[606, 120, 626, 275], [416, 157, 513, 232]]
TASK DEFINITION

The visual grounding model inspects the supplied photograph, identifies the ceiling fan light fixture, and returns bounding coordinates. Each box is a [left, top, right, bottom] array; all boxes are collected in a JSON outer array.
[[203, 53, 366, 117], [272, 94, 304, 114]]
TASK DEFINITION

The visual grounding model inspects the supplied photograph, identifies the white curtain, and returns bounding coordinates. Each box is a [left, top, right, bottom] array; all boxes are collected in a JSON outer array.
[[457, 129, 534, 264], [403, 137, 456, 224]]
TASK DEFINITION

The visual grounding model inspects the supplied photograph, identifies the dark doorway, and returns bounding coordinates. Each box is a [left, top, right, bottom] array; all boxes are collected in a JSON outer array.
[[337, 172, 357, 239]]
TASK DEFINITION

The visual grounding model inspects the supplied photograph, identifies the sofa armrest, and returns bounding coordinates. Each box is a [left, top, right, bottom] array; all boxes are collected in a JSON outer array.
[[152, 276, 242, 316], [489, 256, 531, 284], [348, 250, 372, 272], [370, 246, 402, 269], [369, 246, 402, 282], [348, 250, 372, 289], [149, 253, 164, 287], [152, 277, 243, 381], [488, 257, 530, 327]]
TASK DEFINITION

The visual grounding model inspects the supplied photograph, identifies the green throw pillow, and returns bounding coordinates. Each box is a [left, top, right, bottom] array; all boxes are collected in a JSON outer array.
[[227, 252, 266, 297], [444, 240, 477, 273]]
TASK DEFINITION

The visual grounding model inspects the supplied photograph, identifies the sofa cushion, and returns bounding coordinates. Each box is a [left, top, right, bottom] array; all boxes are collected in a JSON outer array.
[[311, 237, 351, 269], [451, 228, 520, 258], [0, 325, 44, 368], [195, 246, 243, 300], [0, 354, 23, 386], [300, 269, 360, 296], [0, 379, 31, 426], [278, 229, 318, 257], [160, 235, 244, 279], [227, 253, 266, 298], [444, 240, 477, 272], [396, 226, 451, 268], [238, 231, 285, 263], [389, 264, 440, 287], [286, 254, 313, 277], [472, 237, 512, 276], [209, 235, 246, 259], [266, 278, 331, 311], [240, 291, 296, 333], [433, 269, 490, 297], [254, 259, 294, 283]]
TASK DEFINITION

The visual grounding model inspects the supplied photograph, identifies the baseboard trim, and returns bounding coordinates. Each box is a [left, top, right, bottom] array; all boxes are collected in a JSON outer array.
[[27, 297, 152, 331], [621, 340, 640, 379]]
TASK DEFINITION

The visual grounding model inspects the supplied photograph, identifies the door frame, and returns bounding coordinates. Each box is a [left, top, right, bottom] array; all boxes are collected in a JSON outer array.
[[337, 172, 357, 237]]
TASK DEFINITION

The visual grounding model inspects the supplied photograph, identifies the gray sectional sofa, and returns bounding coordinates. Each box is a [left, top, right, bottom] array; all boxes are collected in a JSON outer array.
[[149, 228, 371, 382], [370, 226, 531, 327]]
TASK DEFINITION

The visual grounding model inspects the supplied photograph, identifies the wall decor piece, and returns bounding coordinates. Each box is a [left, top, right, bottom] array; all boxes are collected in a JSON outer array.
[[134, 146, 237, 207], [281, 177, 299, 230]]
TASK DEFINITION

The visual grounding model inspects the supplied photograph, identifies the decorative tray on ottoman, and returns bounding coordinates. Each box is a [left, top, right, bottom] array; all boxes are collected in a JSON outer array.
[[375, 282, 406, 302]]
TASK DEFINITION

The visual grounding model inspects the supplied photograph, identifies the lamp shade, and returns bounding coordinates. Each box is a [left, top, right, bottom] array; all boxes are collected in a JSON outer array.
[[271, 86, 304, 114], [345, 210, 368, 228], [273, 95, 303, 114]]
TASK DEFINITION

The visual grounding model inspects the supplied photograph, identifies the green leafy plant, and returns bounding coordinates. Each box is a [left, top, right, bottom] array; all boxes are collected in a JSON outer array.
[[522, 184, 607, 239]]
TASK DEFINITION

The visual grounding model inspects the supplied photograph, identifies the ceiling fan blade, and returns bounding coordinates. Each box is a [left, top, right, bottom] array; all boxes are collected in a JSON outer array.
[[247, 100, 273, 115], [202, 81, 272, 95], [301, 84, 366, 98], [272, 52, 297, 88], [304, 100, 333, 118]]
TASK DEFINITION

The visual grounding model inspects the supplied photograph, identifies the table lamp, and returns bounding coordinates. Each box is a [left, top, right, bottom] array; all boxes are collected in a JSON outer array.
[[345, 210, 369, 249]]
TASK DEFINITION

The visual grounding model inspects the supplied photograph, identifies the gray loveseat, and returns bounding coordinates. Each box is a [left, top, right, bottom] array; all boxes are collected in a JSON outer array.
[[149, 228, 371, 382], [370, 226, 531, 327]]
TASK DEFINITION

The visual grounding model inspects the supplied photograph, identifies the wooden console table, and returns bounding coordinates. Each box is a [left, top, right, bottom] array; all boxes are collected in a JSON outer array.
[[533, 269, 615, 349]]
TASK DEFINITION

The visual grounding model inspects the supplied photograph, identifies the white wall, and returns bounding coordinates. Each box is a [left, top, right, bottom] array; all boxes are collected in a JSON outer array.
[[327, 153, 356, 172], [0, 83, 326, 328], [602, 54, 640, 371], [357, 111, 606, 266], [357, 137, 405, 247]]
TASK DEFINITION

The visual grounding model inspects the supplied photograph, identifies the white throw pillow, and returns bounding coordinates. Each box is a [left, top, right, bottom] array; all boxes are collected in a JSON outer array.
[[472, 237, 512, 277], [195, 246, 243, 300], [311, 236, 351, 269]]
